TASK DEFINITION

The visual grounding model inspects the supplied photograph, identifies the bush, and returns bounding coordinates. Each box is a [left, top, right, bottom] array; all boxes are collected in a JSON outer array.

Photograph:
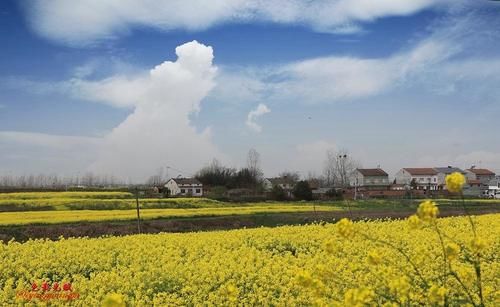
[[292, 181, 313, 201], [271, 185, 288, 201]]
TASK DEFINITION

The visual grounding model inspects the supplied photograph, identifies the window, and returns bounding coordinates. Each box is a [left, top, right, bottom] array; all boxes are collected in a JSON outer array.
[[180, 189, 185, 193], [196, 189, 201, 193]]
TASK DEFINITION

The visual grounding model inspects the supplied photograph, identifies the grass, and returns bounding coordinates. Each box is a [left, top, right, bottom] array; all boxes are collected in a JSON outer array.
[[0, 205, 341, 226]]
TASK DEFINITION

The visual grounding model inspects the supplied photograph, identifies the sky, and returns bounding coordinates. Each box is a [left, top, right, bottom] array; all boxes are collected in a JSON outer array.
[[1, 0, 500, 181]]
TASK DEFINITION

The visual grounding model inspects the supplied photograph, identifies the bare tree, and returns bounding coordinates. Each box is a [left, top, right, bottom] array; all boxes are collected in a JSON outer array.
[[323, 149, 337, 186], [323, 149, 360, 188], [336, 149, 361, 188], [247, 148, 263, 181]]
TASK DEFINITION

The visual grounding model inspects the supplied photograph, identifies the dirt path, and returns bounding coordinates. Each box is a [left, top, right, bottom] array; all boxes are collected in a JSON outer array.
[[1, 206, 498, 242]]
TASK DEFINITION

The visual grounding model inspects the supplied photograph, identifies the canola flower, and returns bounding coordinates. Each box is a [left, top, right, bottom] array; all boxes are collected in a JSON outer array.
[[102, 293, 126, 307], [366, 250, 383, 266], [445, 172, 466, 193], [428, 284, 447, 306], [445, 242, 460, 261], [335, 218, 355, 238], [417, 200, 439, 222], [344, 288, 375, 306], [470, 237, 487, 255], [0, 214, 497, 305], [388, 277, 410, 302], [407, 214, 421, 229]]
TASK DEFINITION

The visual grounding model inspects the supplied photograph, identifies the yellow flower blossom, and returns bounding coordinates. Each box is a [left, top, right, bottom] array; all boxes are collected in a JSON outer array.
[[336, 218, 355, 238], [388, 277, 410, 302], [408, 214, 421, 229], [428, 284, 447, 306], [445, 172, 466, 193], [324, 240, 335, 254], [417, 200, 439, 222], [470, 238, 487, 254], [102, 293, 126, 307], [367, 250, 383, 266], [296, 270, 314, 288], [445, 242, 460, 261], [344, 288, 375, 306]]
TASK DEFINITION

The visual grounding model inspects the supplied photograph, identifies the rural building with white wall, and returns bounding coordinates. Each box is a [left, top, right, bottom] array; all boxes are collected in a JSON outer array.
[[395, 168, 438, 190], [165, 178, 203, 197]]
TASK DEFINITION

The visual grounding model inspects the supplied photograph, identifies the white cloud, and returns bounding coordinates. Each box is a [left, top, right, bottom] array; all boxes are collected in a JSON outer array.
[[246, 103, 270, 132], [24, 0, 457, 45], [0, 41, 226, 181]]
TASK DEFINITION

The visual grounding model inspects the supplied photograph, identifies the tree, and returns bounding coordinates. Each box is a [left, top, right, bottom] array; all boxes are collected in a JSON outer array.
[[323, 149, 360, 188], [278, 171, 300, 183], [270, 185, 287, 201], [195, 159, 236, 187], [292, 180, 313, 201], [323, 150, 337, 186], [247, 148, 263, 181]]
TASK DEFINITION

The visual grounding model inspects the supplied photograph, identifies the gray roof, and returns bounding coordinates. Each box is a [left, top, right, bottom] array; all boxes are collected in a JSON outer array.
[[434, 167, 465, 174], [168, 178, 202, 185]]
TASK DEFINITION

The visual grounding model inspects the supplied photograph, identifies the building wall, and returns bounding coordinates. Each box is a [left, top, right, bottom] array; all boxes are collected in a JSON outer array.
[[395, 169, 438, 190], [165, 181, 203, 196], [165, 180, 180, 195], [395, 169, 412, 185], [359, 175, 389, 186]]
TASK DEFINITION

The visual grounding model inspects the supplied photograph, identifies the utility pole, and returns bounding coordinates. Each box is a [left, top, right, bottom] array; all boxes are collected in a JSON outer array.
[[135, 187, 141, 234]]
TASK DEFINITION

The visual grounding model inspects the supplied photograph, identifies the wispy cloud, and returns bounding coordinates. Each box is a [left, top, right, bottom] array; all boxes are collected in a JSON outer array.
[[24, 0, 459, 45], [246, 103, 270, 132]]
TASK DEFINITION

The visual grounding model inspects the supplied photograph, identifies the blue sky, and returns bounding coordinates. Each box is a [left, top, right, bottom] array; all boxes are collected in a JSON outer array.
[[1, 0, 499, 180]]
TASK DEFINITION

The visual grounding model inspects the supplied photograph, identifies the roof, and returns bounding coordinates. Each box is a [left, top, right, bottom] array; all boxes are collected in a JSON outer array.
[[466, 168, 495, 176], [267, 177, 296, 185], [434, 166, 465, 174], [403, 168, 438, 175], [467, 179, 481, 185], [356, 168, 388, 176], [168, 178, 202, 185]]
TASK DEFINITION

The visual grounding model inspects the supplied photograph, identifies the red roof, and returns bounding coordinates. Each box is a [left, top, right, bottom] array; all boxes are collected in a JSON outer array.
[[403, 168, 438, 175], [357, 168, 388, 176], [467, 168, 495, 176], [467, 179, 481, 185]]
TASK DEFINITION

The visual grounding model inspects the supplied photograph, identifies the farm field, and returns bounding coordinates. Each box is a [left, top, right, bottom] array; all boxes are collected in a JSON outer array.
[[0, 192, 498, 231], [0, 214, 498, 305], [0, 205, 341, 226]]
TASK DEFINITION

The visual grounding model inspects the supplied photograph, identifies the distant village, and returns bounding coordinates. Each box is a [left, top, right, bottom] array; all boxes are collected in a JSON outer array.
[[160, 166, 500, 200]]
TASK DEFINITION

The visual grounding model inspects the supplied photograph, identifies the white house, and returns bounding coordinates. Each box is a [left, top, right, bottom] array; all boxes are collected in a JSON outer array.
[[165, 178, 203, 197], [395, 168, 438, 190]]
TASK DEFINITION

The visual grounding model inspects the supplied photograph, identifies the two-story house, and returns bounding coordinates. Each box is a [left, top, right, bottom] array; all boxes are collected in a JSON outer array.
[[395, 168, 438, 190], [354, 168, 390, 190], [465, 168, 496, 185], [164, 178, 203, 196]]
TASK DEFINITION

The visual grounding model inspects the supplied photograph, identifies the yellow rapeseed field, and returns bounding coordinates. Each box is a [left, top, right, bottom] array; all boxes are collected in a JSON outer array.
[[0, 205, 339, 226], [0, 192, 134, 200], [0, 213, 498, 306]]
